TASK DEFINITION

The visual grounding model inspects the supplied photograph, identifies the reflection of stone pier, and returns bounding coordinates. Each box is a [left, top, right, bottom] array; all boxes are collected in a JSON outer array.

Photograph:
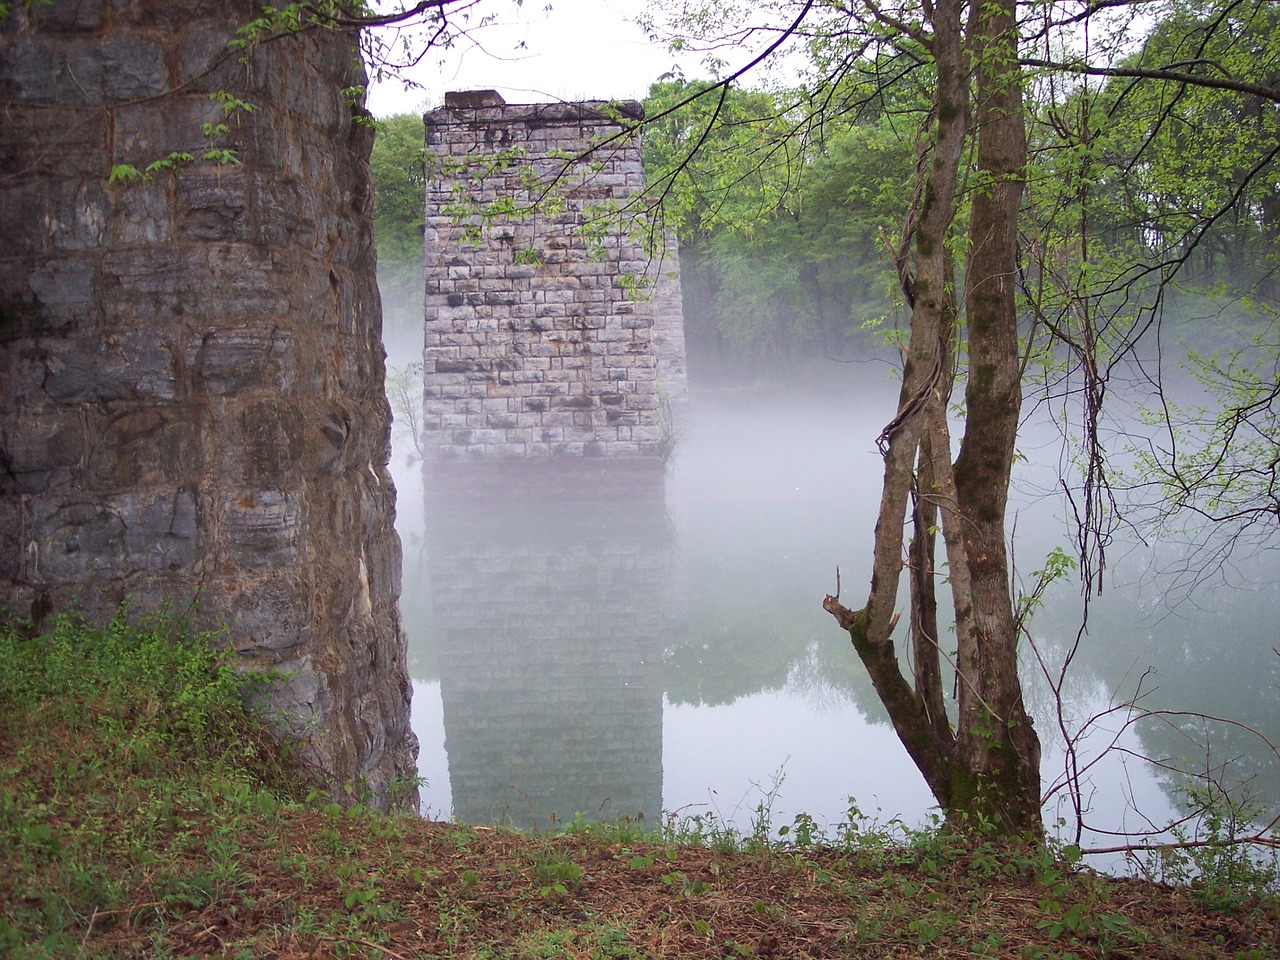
[[423, 467, 673, 827]]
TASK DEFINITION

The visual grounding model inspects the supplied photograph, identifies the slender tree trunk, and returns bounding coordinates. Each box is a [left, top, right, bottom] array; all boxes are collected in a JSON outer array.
[[950, 0, 1042, 834], [826, 0, 1042, 839], [825, 0, 969, 813]]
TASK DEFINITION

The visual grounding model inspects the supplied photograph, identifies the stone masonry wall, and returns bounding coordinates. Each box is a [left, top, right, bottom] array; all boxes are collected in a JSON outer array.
[[422, 91, 688, 461], [652, 229, 689, 407], [0, 0, 417, 806]]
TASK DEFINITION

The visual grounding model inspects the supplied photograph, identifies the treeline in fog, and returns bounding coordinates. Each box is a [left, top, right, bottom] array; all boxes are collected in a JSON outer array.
[[372, 2, 1278, 390]]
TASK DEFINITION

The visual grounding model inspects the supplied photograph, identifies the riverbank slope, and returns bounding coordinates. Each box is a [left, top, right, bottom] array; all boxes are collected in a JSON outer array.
[[2, 614, 1275, 958]]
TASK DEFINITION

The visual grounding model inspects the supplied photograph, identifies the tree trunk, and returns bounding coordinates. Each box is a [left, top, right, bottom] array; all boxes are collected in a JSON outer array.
[[825, 0, 1042, 840], [825, 0, 967, 814], [950, 0, 1041, 835]]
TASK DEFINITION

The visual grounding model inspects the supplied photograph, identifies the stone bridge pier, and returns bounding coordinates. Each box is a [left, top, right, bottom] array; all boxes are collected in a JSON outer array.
[[421, 91, 688, 488], [0, 0, 417, 806]]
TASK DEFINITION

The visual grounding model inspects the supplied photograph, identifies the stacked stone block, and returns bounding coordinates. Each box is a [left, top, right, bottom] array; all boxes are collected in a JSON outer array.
[[652, 230, 690, 407], [422, 91, 687, 462], [0, 0, 417, 806]]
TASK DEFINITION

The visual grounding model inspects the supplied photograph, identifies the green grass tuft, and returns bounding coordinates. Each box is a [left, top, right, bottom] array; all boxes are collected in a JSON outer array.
[[0, 610, 303, 956]]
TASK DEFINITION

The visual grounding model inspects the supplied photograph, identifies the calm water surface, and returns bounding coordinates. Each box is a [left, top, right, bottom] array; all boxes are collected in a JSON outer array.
[[392, 378, 1279, 858]]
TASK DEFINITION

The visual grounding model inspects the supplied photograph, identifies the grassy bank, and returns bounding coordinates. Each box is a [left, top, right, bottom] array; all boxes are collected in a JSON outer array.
[[1, 614, 1276, 959]]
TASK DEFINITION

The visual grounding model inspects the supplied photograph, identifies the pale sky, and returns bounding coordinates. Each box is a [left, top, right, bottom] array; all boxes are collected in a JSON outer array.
[[365, 0, 695, 117]]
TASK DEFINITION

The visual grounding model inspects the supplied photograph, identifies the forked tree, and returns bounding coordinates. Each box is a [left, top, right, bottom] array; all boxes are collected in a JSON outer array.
[[638, 0, 1280, 841], [810, 0, 1043, 836]]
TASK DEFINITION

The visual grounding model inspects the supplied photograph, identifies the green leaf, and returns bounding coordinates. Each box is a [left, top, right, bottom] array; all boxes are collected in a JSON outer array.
[[108, 164, 142, 184]]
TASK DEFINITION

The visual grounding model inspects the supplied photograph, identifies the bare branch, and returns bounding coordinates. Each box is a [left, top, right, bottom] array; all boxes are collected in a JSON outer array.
[[1020, 58, 1280, 106]]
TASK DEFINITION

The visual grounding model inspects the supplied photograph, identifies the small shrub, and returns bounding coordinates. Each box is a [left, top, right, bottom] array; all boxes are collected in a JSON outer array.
[[1141, 782, 1280, 908]]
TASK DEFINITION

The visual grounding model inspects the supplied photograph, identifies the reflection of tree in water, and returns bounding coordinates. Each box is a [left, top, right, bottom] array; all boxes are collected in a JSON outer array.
[[1138, 707, 1278, 829], [794, 638, 890, 722], [661, 499, 871, 708], [782, 642, 881, 716], [1022, 545, 1280, 828], [1129, 634, 1278, 826], [662, 479, 1277, 830]]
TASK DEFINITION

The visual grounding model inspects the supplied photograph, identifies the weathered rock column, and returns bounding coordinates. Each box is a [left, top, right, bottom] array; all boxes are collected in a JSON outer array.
[[0, 1, 417, 806]]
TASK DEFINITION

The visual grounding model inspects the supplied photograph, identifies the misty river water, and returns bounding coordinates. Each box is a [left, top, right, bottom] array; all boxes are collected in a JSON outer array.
[[390, 372, 1278, 864]]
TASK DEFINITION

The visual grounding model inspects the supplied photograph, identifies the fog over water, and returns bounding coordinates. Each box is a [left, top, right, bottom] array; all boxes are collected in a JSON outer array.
[[388, 360, 1278, 859]]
